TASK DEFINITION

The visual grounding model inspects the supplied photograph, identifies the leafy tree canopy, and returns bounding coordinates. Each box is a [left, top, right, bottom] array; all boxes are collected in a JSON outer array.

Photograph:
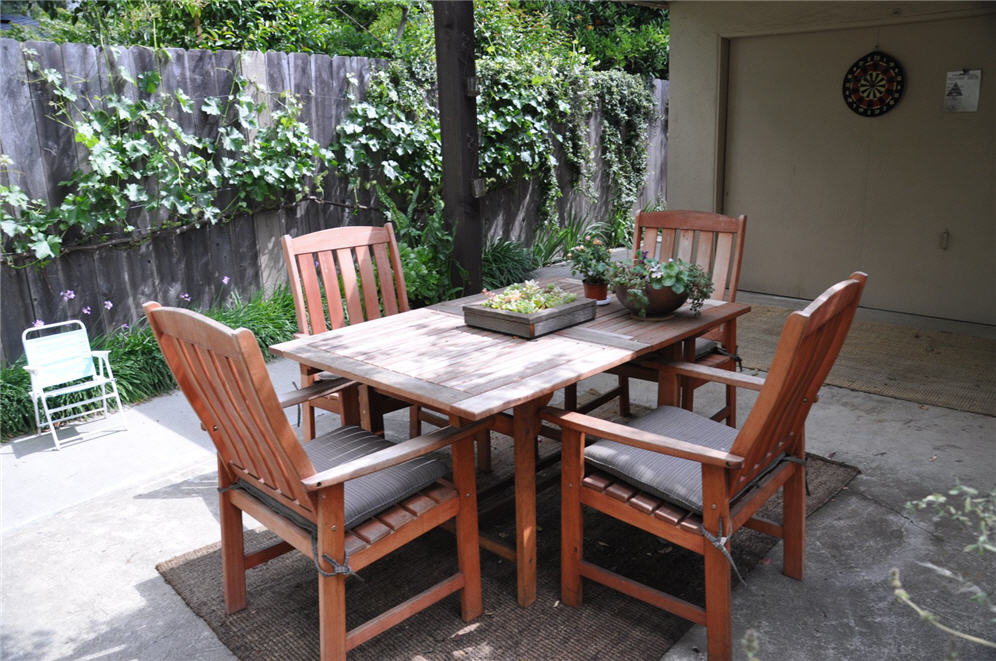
[[4, 0, 668, 79]]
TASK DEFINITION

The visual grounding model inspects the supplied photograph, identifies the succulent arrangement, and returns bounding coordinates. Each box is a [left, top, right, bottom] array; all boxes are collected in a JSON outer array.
[[481, 281, 577, 314]]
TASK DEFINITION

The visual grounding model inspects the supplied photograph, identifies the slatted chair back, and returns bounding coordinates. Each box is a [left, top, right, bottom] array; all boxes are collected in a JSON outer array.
[[144, 302, 316, 519], [728, 272, 867, 494], [633, 210, 747, 304], [282, 224, 409, 336]]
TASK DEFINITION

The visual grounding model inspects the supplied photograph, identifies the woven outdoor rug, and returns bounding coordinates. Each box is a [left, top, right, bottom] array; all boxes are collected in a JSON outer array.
[[157, 454, 857, 661], [738, 304, 996, 417]]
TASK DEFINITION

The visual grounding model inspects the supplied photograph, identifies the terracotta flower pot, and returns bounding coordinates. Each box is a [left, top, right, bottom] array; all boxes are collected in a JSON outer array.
[[582, 280, 609, 301], [614, 284, 688, 318]]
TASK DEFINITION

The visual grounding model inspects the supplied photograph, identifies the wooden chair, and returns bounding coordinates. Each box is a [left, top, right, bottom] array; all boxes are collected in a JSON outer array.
[[283, 223, 492, 469], [283, 223, 413, 439], [144, 302, 485, 661], [567, 210, 746, 426], [544, 272, 867, 660]]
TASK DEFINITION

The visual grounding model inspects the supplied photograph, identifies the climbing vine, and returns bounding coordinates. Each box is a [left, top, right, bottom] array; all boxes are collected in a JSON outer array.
[[0, 50, 331, 265], [3, 37, 656, 268], [331, 46, 654, 240]]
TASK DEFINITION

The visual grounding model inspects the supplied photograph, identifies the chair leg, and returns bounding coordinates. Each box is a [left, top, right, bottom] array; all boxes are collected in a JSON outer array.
[[40, 396, 60, 450], [682, 379, 695, 412], [111, 382, 125, 418], [563, 383, 578, 411], [316, 487, 348, 661], [703, 538, 733, 661], [300, 365, 318, 440], [725, 384, 737, 428], [451, 435, 483, 620], [219, 487, 247, 613], [302, 401, 317, 440], [409, 405, 421, 438], [560, 428, 584, 607], [782, 461, 806, 580]]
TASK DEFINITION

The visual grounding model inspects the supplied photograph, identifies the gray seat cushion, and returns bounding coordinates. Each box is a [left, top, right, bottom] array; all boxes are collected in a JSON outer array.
[[694, 338, 720, 359], [302, 426, 448, 529], [583, 406, 738, 513]]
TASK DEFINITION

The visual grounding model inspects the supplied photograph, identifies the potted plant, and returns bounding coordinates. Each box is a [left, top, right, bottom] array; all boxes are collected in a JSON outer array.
[[567, 234, 612, 301], [608, 252, 715, 318]]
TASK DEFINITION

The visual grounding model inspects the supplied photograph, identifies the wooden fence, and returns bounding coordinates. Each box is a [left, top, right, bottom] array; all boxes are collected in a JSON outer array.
[[0, 39, 667, 363]]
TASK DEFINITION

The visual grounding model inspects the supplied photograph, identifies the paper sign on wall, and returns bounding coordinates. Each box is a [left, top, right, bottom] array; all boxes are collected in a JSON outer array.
[[944, 70, 981, 112]]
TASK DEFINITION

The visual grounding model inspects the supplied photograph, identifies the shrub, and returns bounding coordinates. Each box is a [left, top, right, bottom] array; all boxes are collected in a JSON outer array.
[[482, 239, 537, 289]]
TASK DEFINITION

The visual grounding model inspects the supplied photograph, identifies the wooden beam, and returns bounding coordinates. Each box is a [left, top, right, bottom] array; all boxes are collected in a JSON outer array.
[[432, 1, 482, 294]]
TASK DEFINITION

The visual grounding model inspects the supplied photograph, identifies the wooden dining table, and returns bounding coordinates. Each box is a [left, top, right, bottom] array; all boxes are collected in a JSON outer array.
[[270, 278, 750, 607]]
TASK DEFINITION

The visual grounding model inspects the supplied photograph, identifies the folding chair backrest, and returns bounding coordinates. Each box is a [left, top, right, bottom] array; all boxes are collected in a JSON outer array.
[[633, 211, 747, 303], [729, 273, 867, 493], [22, 321, 96, 389], [282, 224, 409, 336], [143, 302, 317, 519]]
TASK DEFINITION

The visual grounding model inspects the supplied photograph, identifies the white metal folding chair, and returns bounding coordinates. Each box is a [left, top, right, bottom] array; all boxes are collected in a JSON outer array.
[[21, 320, 124, 449]]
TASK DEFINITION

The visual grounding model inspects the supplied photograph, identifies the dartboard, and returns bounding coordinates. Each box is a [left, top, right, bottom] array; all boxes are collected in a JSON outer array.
[[842, 51, 904, 117]]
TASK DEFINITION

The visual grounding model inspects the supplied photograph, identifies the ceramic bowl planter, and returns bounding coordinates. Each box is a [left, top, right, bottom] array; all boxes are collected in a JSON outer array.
[[614, 284, 688, 318], [607, 254, 715, 319]]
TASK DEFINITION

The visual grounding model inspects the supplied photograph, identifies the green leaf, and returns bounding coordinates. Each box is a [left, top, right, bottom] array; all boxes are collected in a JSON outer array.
[[202, 97, 222, 116], [175, 89, 193, 112], [30, 236, 57, 260], [124, 183, 148, 203]]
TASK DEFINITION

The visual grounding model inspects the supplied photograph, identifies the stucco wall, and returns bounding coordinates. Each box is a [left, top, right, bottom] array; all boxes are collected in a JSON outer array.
[[668, 2, 995, 324]]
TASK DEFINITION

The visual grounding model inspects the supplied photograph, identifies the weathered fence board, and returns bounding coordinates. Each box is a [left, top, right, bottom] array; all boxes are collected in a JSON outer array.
[[1, 41, 46, 198], [0, 38, 667, 363]]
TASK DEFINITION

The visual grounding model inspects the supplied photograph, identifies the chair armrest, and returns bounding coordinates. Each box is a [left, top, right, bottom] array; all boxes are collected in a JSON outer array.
[[277, 377, 354, 408], [641, 359, 766, 391], [89, 350, 116, 378], [302, 418, 493, 490], [541, 407, 743, 469]]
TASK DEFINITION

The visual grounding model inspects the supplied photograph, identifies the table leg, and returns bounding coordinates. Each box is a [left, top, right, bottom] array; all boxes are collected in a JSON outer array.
[[511, 395, 549, 607], [656, 344, 683, 407]]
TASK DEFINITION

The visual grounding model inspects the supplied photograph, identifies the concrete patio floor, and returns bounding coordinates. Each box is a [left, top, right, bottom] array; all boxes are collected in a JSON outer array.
[[2, 296, 994, 660]]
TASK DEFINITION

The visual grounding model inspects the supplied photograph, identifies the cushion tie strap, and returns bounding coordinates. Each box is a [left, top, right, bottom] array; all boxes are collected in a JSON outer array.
[[311, 536, 362, 580], [780, 454, 810, 495], [714, 346, 743, 371], [700, 516, 746, 585], [218, 482, 362, 581]]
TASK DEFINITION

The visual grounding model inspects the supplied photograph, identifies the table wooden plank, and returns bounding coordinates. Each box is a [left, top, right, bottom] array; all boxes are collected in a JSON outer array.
[[272, 342, 471, 416], [449, 346, 636, 419]]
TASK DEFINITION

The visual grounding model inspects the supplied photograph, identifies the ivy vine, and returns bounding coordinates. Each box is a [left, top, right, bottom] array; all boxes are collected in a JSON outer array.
[[2, 43, 656, 270], [0, 49, 331, 266], [330, 46, 654, 242]]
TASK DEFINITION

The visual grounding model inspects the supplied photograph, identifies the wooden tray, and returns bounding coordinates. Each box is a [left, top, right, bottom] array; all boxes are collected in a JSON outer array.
[[462, 298, 596, 339]]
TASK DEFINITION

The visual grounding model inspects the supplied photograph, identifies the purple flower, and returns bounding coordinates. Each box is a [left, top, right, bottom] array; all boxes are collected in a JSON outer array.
[[121, 323, 129, 331], [82, 306, 92, 315], [32, 319, 45, 327], [60, 289, 76, 301], [221, 275, 231, 285], [180, 292, 191, 302], [104, 300, 113, 310]]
